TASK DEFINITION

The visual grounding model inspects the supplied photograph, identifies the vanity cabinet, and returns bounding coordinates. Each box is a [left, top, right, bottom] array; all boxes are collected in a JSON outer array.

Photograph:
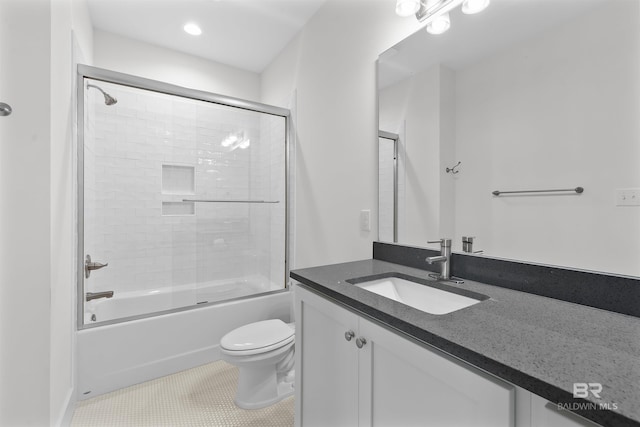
[[294, 284, 360, 426], [294, 285, 514, 427]]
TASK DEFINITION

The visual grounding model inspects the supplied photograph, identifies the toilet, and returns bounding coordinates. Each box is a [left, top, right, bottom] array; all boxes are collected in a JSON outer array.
[[220, 319, 295, 409]]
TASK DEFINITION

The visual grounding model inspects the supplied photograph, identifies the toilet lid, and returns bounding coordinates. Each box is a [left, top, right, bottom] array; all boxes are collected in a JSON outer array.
[[221, 319, 294, 352]]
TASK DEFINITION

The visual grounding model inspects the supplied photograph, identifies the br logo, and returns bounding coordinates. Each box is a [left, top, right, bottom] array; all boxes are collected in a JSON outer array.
[[573, 383, 602, 399]]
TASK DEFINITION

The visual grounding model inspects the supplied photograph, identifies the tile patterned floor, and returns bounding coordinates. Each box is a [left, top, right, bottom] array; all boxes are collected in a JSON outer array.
[[71, 361, 294, 427]]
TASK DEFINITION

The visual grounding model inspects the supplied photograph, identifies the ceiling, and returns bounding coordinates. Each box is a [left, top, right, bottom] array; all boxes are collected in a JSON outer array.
[[87, 0, 326, 73]]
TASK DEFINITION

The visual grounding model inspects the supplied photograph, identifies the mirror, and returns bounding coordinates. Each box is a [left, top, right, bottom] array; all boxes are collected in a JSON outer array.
[[378, 0, 640, 277]]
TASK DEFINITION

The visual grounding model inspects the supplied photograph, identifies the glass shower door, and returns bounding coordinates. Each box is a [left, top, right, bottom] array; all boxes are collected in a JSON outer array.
[[190, 100, 287, 306], [79, 69, 288, 327]]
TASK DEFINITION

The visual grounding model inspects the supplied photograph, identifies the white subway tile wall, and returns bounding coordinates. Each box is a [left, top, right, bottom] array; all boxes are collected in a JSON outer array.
[[82, 80, 286, 321], [162, 164, 195, 195]]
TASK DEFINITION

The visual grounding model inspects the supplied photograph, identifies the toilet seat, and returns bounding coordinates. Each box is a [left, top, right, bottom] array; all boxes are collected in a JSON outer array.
[[221, 319, 294, 356]]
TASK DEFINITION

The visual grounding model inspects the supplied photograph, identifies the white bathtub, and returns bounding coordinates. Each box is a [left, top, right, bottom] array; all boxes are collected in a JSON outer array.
[[77, 287, 291, 399], [84, 275, 280, 324]]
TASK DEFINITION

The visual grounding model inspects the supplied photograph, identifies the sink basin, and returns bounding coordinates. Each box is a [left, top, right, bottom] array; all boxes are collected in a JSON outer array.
[[352, 276, 483, 315]]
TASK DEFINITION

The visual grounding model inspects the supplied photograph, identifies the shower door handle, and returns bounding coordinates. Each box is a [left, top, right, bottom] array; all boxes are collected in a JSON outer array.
[[85, 254, 109, 278]]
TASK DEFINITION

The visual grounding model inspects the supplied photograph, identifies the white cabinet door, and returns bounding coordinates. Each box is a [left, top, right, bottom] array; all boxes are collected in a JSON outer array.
[[531, 394, 600, 427], [296, 284, 515, 427], [359, 316, 514, 427], [294, 286, 360, 427]]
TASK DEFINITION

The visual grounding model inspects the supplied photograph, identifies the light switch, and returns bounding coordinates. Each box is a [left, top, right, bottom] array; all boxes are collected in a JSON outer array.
[[616, 188, 640, 206], [360, 209, 371, 231]]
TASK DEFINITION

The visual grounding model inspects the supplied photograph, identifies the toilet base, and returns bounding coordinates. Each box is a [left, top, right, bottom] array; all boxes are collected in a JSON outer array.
[[220, 320, 295, 410], [234, 365, 294, 410]]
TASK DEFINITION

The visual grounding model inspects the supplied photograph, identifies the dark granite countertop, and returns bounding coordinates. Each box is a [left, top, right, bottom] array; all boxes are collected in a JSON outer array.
[[291, 259, 640, 427]]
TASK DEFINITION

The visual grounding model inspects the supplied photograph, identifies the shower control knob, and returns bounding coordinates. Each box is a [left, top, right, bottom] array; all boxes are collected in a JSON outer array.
[[356, 337, 367, 349], [85, 254, 109, 278], [344, 330, 355, 341]]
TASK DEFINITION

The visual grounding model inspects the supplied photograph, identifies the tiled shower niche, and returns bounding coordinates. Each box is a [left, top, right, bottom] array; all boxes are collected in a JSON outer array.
[[162, 164, 195, 216], [162, 164, 195, 194], [82, 78, 286, 323]]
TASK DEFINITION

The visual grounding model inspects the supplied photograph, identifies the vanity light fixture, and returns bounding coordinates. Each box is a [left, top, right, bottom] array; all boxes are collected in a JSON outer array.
[[183, 22, 202, 36], [396, 0, 490, 34]]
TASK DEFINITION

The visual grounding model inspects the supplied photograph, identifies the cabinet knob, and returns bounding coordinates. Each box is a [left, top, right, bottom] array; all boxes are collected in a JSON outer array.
[[356, 337, 367, 348], [344, 330, 355, 341]]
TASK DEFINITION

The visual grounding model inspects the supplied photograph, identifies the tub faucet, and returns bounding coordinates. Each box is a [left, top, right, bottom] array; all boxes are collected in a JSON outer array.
[[86, 291, 114, 302], [426, 238, 452, 280]]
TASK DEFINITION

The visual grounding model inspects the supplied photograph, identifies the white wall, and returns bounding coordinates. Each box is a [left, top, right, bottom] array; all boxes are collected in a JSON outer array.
[[0, 2, 52, 424], [261, 0, 422, 268], [0, 0, 93, 425], [379, 65, 456, 246], [93, 30, 261, 102], [71, 0, 94, 64], [52, 2, 94, 424], [51, 1, 75, 425], [438, 67, 456, 241], [454, 1, 640, 276]]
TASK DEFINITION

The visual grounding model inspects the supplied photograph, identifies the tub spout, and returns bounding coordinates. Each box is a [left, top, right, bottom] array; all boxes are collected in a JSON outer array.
[[86, 291, 114, 302]]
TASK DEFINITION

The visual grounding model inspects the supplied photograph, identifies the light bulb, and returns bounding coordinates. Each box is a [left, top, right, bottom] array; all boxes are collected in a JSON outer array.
[[396, 0, 421, 17], [426, 12, 450, 34], [462, 0, 490, 15]]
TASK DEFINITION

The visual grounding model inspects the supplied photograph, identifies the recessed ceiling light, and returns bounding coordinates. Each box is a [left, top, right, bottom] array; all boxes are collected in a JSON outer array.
[[183, 22, 202, 36]]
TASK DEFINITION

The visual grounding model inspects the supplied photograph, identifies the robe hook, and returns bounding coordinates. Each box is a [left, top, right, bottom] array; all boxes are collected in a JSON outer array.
[[446, 161, 461, 174]]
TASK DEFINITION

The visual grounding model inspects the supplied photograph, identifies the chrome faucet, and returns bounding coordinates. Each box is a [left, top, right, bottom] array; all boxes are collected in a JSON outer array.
[[426, 238, 452, 280], [86, 291, 114, 302]]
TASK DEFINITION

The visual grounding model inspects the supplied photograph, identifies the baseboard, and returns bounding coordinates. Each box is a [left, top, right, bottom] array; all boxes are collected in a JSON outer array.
[[78, 344, 220, 400]]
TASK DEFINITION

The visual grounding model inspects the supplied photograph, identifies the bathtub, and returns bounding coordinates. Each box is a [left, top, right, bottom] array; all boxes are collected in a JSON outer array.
[[77, 286, 291, 399], [84, 275, 281, 324]]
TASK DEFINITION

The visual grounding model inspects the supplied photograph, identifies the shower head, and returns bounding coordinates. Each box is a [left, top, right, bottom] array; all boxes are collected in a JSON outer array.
[[87, 83, 118, 106]]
